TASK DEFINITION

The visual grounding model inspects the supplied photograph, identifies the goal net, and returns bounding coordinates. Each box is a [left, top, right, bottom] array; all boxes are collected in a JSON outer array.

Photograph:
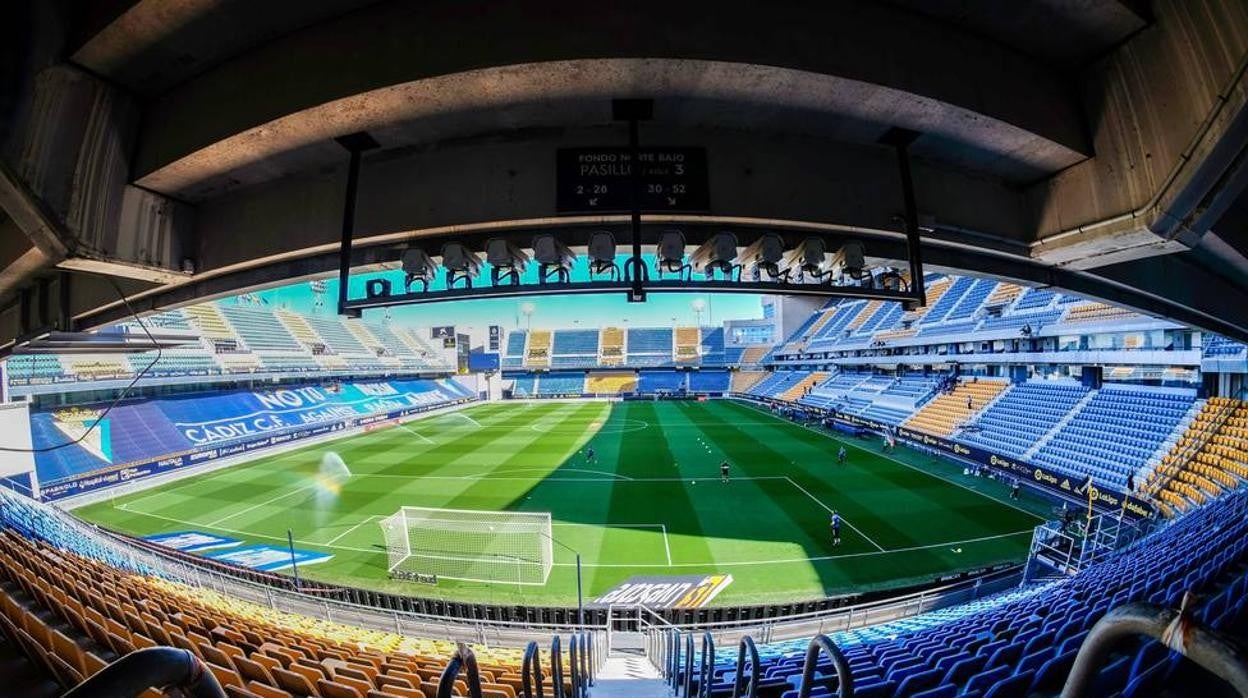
[[379, 506, 553, 585]]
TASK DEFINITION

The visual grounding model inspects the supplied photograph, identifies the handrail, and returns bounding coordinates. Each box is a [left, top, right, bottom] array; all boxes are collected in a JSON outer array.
[[437, 643, 484, 698], [568, 634, 581, 698], [63, 647, 225, 698], [1061, 600, 1248, 697], [668, 629, 681, 690], [683, 632, 695, 697], [580, 632, 592, 689], [731, 635, 761, 698], [699, 632, 715, 698], [550, 635, 565, 698], [522, 641, 545, 698], [797, 634, 854, 698]]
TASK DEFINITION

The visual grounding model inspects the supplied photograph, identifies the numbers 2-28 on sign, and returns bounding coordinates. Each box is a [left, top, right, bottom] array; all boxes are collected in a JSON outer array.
[[555, 147, 709, 214]]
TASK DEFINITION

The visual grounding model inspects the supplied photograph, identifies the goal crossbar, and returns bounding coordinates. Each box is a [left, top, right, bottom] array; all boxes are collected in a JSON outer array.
[[379, 506, 553, 586]]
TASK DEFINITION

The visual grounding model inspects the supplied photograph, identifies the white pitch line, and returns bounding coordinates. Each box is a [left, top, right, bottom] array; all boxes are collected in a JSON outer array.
[[478, 467, 634, 481], [732, 401, 1045, 521], [784, 476, 887, 552], [451, 412, 483, 428], [207, 483, 318, 527], [396, 424, 434, 444], [112, 506, 1031, 569], [661, 523, 672, 566], [323, 515, 382, 546]]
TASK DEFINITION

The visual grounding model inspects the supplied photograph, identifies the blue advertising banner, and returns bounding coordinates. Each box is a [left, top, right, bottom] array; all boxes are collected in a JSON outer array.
[[205, 545, 333, 572], [143, 531, 242, 553]]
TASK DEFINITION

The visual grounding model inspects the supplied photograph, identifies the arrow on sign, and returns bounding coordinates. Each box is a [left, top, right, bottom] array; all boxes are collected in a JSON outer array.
[[588, 198, 598, 206], [667, 197, 677, 206]]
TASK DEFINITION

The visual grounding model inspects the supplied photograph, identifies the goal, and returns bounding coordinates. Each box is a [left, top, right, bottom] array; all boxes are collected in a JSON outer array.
[[379, 506, 554, 585]]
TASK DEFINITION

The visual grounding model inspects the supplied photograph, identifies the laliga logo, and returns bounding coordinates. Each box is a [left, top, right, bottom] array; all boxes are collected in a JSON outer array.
[[954, 444, 969, 455], [990, 455, 1000, 466]]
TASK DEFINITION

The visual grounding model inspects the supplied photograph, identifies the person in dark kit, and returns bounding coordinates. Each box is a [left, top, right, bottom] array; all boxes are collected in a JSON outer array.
[[837, 446, 847, 465], [720, 460, 730, 483], [585, 446, 596, 464], [830, 511, 842, 547], [967, 396, 974, 410], [1010, 478, 1021, 500]]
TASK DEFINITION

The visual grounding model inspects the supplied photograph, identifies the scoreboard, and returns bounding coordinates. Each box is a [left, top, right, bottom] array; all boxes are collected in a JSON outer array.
[[556, 147, 709, 214]]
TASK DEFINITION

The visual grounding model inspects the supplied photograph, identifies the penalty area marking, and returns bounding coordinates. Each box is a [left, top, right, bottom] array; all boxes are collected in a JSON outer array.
[[323, 514, 383, 546], [553, 521, 672, 566]]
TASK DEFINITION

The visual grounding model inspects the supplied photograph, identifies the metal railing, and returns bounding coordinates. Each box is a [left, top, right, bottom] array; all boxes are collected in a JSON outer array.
[[1061, 599, 1248, 697], [438, 643, 483, 698]]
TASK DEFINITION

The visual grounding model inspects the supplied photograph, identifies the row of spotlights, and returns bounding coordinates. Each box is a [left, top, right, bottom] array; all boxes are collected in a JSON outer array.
[[397, 231, 888, 292]]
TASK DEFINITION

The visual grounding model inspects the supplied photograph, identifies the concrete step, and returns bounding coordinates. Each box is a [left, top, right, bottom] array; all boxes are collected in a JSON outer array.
[[590, 654, 670, 698]]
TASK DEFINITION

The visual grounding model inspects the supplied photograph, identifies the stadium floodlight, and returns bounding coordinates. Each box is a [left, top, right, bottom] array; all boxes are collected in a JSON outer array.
[[532, 233, 577, 284], [737, 232, 787, 282], [440, 242, 482, 289], [784, 237, 833, 283], [379, 506, 553, 585], [485, 237, 530, 286], [655, 229, 690, 280], [587, 230, 619, 280], [691, 231, 741, 281], [400, 247, 438, 292], [830, 240, 869, 283]]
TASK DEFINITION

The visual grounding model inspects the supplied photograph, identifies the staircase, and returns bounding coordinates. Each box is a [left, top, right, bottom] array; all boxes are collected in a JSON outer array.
[[591, 648, 670, 697]]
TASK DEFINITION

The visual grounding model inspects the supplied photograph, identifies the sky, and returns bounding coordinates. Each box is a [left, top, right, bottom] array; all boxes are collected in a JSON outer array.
[[239, 272, 766, 332]]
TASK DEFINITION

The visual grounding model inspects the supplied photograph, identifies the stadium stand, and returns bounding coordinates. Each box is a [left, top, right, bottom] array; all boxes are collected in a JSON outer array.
[[627, 328, 674, 367], [125, 351, 219, 377], [730, 370, 767, 393], [510, 373, 537, 397], [304, 316, 369, 355], [1063, 302, 1138, 324], [28, 379, 472, 493], [275, 310, 326, 353], [777, 372, 829, 402], [219, 305, 304, 352], [535, 373, 585, 396], [685, 489, 1248, 698], [1031, 386, 1195, 490], [699, 327, 725, 365], [0, 493, 573, 697], [586, 372, 637, 394], [1146, 397, 1248, 515], [674, 327, 700, 363], [687, 370, 731, 393], [599, 327, 625, 366], [58, 356, 131, 381], [960, 381, 1090, 458], [551, 330, 600, 368], [904, 379, 1009, 436], [184, 304, 238, 344], [525, 331, 552, 368], [504, 330, 526, 369], [638, 371, 685, 393], [1204, 334, 1247, 357], [739, 346, 770, 366]]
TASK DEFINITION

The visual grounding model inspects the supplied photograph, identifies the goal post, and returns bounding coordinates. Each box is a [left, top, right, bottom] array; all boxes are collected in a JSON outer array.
[[379, 506, 554, 585]]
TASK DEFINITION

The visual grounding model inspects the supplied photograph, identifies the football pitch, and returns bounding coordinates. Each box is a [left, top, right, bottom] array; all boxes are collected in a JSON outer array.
[[74, 400, 1049, 607]]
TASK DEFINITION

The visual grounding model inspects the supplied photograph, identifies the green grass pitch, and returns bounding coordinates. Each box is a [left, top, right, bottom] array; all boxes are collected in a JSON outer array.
[[74, 400, 1049, 607]]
